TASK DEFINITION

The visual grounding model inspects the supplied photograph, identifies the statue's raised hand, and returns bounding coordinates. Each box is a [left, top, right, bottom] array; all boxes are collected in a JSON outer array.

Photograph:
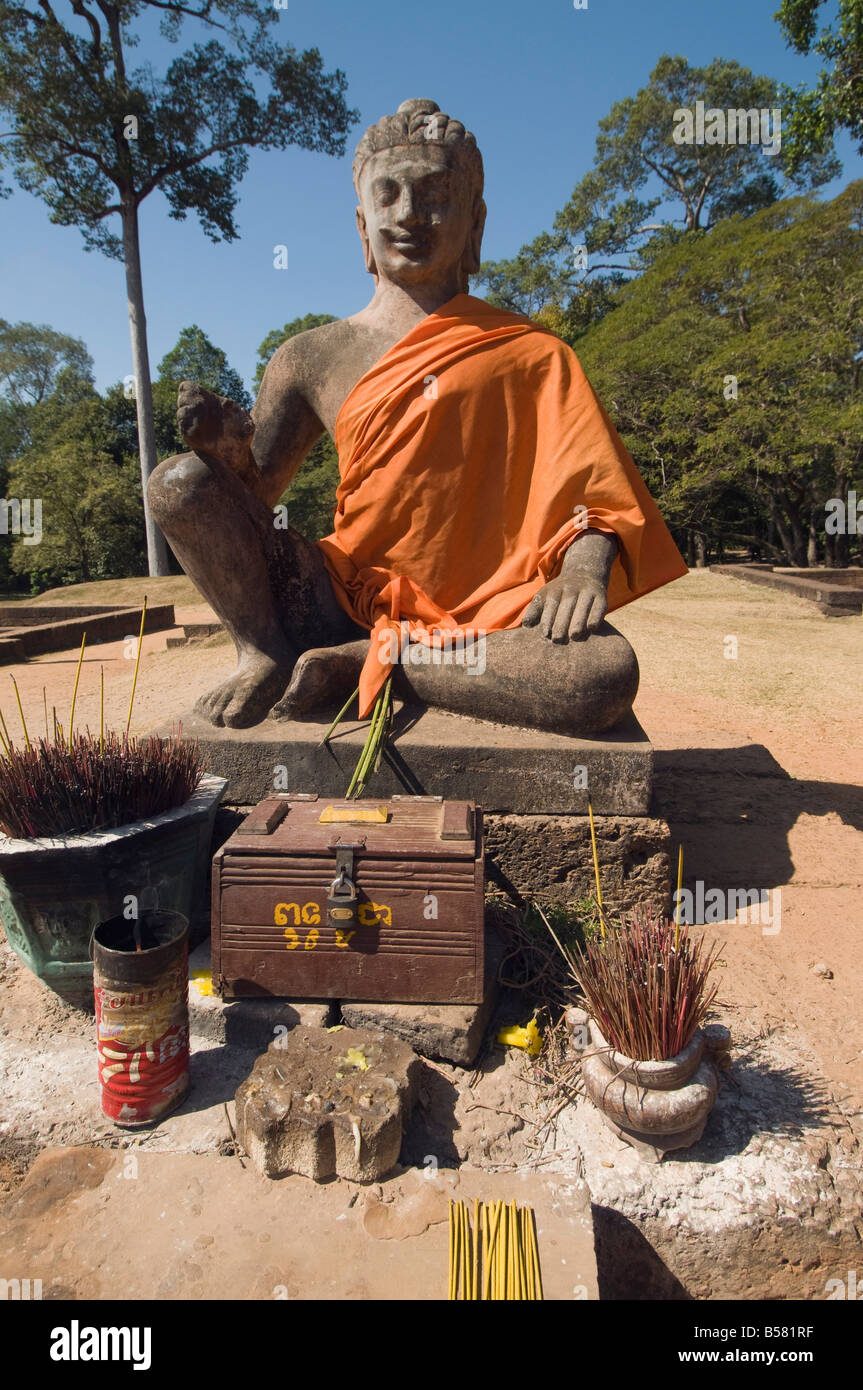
[[177, 381, 259, 491]]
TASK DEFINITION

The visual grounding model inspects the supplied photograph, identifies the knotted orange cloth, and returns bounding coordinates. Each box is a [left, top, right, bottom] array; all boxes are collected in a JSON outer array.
[[318, 293, 687, 717]]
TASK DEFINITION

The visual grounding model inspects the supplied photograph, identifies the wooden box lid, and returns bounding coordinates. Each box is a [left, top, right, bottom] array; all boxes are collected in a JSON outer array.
[[219, 794, 481, 861]]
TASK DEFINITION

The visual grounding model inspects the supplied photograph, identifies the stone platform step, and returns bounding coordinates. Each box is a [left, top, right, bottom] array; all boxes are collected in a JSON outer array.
[[154, 706, 653, 815]]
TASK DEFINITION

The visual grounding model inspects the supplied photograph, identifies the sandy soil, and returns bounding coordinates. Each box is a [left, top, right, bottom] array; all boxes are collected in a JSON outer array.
[[2, 568, 861, 1126], [0, 568, 860, 1301]]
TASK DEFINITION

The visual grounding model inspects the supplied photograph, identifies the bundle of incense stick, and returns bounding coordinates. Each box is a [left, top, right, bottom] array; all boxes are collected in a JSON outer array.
[[448, 1199, 543, 1300]]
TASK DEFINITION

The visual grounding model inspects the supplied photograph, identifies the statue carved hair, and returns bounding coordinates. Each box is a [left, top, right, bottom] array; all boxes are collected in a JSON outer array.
[[353, 99, 486, 287], [353, 98, 484, 199]]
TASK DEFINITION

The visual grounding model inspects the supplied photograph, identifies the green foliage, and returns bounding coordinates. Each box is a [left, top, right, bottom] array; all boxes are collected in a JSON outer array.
[[0, 320, 93, 406], [574, 181, 863, 565], [258, 313, 340, 539], [275, 436, 341, 542], [477, 54, 840, 319], [0, 0, 357, 573], [776, 0, 863, 170], [8, 439, 145, 587], [157, 324, 251, 409], [0, 1, 358, 257]]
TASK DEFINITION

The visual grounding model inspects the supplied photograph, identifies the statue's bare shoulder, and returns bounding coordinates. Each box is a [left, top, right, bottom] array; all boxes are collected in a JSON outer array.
[[257, 312, 408, 436], [260, 311, 423, 438]]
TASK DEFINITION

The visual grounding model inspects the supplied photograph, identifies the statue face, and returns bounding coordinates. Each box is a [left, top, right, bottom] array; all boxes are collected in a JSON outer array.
[[356, 144, 481, 289]]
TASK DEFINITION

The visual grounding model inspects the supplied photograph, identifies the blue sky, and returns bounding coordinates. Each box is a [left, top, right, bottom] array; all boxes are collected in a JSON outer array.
[[2, 0, 860, 394]]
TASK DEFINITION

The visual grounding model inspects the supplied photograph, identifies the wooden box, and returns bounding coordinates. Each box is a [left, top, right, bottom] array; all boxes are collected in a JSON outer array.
[[211, 793, 485, 1003]]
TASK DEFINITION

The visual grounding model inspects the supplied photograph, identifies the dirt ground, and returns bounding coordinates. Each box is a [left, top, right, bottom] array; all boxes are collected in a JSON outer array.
[[0, 568, 861, 1298], [6, 569, 860, 1117]]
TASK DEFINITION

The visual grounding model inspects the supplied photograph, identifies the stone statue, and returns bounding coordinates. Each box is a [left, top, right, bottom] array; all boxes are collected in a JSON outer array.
[[148, 99, 686, 735]]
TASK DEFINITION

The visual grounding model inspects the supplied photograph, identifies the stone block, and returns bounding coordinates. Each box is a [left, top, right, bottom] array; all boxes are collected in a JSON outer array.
[[151, 706, 653, 815], [340, 997, 491, 1070], [234, 1025, 421, 1182], [484, 813, 671, 915], [340, 922, 505, 1067], [188, 942, 335, 1046]]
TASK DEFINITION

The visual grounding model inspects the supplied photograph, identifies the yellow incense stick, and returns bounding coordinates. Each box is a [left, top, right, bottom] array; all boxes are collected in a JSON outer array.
[[521, 1208, 533, 1300], [43, 687, 48, 742], [485, 1200, 501, 1300], [69, 631, 86, 737], [587, 800, 605, 937], [99, 665, 105, 755], [528, 1207, 543, 1300], [0, 706, 10, 755], [10, 676, 30, 752], [481, 1203, 490, 1300], [125, 595, 147, 737], [472, 1198, 479, 1301]]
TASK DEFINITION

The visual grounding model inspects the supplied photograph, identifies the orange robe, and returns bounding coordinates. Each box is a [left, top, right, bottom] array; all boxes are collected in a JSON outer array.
[[318, 293, 687, 717]]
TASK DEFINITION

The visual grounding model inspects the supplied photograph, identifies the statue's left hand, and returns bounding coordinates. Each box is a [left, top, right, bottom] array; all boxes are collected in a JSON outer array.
[[523, 528, 618, 641], [522, 571, 608, 642]]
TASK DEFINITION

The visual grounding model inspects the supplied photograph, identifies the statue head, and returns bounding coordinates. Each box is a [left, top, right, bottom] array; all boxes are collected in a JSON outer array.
[[353, 98, 487, 293]]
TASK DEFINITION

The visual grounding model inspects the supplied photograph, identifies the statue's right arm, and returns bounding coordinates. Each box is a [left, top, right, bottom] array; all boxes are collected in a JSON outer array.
[[176, 339, 325, 509], [248, 341, 327, 508]]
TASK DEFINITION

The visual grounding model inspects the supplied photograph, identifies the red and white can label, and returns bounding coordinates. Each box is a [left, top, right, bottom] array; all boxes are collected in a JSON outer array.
[[94, 966, 189, 1125]]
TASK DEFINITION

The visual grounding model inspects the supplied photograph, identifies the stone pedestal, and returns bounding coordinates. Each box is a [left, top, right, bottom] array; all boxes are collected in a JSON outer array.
[[484, 813, 670, 915], [152, 706, 653, 814], [158, 704, 671, 915]]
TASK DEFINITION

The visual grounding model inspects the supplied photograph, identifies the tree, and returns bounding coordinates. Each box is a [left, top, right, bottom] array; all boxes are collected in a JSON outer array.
[[0, 319, 93, 406], [477, 54, 839, 320], [256, 313, 340, 540], [574, 183, 863, 567], [0, 2, 357, 576], [158, 323, 251, 409], [776, 0, 863, 170], [8, 439, 145, 586]]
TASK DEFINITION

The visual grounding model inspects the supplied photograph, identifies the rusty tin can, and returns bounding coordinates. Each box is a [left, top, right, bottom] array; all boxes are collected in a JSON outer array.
[[93, 910, 190, 1128]]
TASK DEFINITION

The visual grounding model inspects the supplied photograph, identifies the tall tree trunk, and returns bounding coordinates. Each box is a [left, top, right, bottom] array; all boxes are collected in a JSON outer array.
[[783, 491, 808, 566], [807, 505, 819, 568], [694, 531, 707, 568], [765, 493, 796, 565], [122, 200, 170, 577]]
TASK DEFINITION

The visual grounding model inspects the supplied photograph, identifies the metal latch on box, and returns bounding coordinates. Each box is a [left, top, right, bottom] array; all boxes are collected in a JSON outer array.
[[326, 840, 365, 930]]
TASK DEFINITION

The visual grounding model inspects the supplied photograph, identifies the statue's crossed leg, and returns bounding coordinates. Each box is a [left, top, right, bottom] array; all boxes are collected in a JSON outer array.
[[150, 448, 638, 736]]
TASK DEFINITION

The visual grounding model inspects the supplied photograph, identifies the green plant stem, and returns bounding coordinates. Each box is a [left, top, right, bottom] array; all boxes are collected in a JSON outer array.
[[320, 684, 360, 746], [346, 676, 392, 798]]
